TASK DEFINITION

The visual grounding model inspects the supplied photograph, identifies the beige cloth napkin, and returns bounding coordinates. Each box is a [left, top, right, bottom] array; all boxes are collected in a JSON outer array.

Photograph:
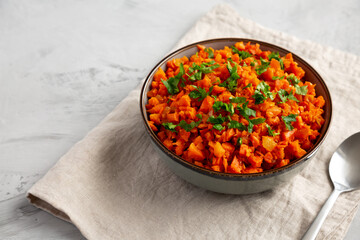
[[28, 4, 360, 240]]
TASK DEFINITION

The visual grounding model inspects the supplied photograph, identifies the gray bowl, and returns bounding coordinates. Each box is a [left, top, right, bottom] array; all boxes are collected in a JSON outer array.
[[140, 38, 332, 194]]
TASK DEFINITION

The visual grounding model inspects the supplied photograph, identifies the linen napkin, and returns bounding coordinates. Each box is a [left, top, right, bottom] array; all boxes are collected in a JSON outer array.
[[28, 4, 360, 240]]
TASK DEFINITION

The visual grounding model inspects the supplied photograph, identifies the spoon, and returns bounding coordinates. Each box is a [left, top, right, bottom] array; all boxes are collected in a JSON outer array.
[[302, 132, 360, 240]]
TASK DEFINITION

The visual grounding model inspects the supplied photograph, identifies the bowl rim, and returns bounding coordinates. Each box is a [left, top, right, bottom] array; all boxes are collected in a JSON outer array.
[[140, 37, 332, 180]]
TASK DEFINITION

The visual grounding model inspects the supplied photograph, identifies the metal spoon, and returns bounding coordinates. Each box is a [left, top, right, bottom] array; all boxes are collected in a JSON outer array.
[[302, 132, 360, 240]]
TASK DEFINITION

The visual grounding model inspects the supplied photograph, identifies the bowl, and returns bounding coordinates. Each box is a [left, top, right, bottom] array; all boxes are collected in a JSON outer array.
[[140, 38, 332, 194]]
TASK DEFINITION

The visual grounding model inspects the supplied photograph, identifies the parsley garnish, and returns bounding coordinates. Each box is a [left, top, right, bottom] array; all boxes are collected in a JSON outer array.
[[218, 61, 239, 92], [228, 120, 246, 130], [287, 74, 300, 85], [208, 114, 226, 124], [231, 46, 252, 60], [189, 85, 213, 101], [255, 57, 270, 75], [286, 74, 308, 95], [281, 114, 298, 130], [278, 89, 299, 103], [187, 61, 220, 81], [229, 97, 247, 104], [237, 101, 264, 133], [162, 63, 185, 95], [236, 137, 243, 146], [252, 81, 275, 104], [266, 124, 279, 137], [208, 114, 226, 131], [268, 52, 284, 69], [162, 122, 177, 132], [178, 120, 201, 132], [247, 118, 266, 133], [204, 48, 214, 58], [272, 76, 285, 80], [237, 101, 256, 119], [213, 124, 225, 131], [196, 114, 202, 119], [295, 85, 308, 95], [212, 101, 235, 115], [243, 83, 252, 89]]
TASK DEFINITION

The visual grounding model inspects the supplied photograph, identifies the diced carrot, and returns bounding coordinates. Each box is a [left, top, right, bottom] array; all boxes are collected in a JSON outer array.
[[262, 136, 277, 152], [188, 143, 205, 161], [214, 141, 226, 158]]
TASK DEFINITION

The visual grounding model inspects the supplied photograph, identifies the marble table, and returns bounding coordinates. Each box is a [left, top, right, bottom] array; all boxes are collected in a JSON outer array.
[[1, 0, 359, 239]]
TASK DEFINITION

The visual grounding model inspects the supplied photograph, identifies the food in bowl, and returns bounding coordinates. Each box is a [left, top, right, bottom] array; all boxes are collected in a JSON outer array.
[[145, 41, 326, 175]]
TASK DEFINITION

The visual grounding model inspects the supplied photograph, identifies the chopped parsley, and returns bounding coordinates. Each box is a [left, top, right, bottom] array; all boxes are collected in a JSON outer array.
[[278, 89, 299, 103], [187, 61, 220, 81], [252, 81, 275, 104], [255, 57, 270, 75], [218, 61, 240, 92], [189, 85, 213, 101], [295, 85, 308, 95], [228, 120, 246, 130], [212, 101, 235, 115], [272, 76, 285, 80], [243, 83, 252, 89], [247, 118, 266, 133], [161, 63, 185, 95], [266, 124, 279, 137], [236, 137, 243, 146], [204, 48, 214, 58], [208, 114, 226, 124], [231, 46, 252, 60], [268, 52, 284, 69], [281, 114, 298, 130], [178, 120, 201, 132], [208, 114, 226, 131], [229, 96, 247, 104], [162, 122, 177, 132]]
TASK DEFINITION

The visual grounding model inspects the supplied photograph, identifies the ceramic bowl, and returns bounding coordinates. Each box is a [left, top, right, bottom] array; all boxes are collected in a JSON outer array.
[[140, 38, 332, 194]]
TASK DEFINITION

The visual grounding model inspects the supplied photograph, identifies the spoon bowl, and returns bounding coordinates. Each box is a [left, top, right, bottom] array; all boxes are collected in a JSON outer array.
[[330, 132, 360, 191], [302, 132, 360, 240]]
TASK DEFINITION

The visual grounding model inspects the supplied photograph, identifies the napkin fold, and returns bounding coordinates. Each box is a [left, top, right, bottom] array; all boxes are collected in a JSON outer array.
[[28, 4, 360, 240]]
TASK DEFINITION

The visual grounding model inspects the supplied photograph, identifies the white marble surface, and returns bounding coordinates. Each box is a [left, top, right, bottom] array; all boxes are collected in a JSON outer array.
[[0, 0, 359, 239]]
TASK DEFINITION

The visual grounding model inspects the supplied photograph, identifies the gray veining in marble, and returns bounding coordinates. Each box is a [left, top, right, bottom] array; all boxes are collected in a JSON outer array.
[[1, 0, 359, 239]]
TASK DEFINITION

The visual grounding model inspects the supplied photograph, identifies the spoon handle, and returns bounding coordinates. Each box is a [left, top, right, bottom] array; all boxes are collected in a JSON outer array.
[[302, 189, 341, 240]]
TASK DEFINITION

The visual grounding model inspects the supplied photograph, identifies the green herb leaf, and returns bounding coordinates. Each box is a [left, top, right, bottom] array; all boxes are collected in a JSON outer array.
[[196, 114, 202, 119], [212, 101, 235, 115], [229, 96, 247, 104], [243, 83, 252, 89], [162, 122, 177, 132], [237, 101, 256, 119], [178, 120, 201, 132], [189, 85, 211, 101], [228, 120, 246, 130], [204, 48, 214, 58], [252, 81, 275, 104], [231, 46, 252, 60], [208, 114, 226, 124], [247, 118, 266, 133], [268, 52, 284, 69], [266, 124, 279, 136], [287, 74, 300, 85], [272, 76, 285, 80], [281, 114, 298, 130], [162, 63, 185, 95], [213, 124, 225, 131], [255, 57, 270, 75], [278, 89, 299, 103], [187, 62, 220, 81], [295, 85, 308, 95], [236, 137, 243, 146], [219, 61, 240, 92]]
